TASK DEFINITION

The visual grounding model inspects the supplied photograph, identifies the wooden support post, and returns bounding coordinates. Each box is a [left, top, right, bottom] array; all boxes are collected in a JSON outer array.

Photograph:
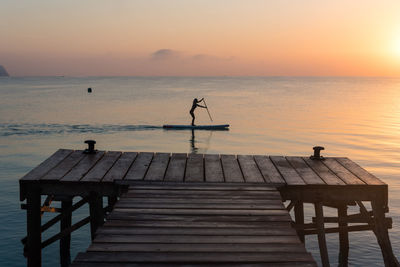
[[337, 205, 349, 267], [89, 192, 104, 240], [294, 201, 305, 243], [60, 198, 72, 267], [371, 200, 399, 267], [315, 202, 330, 267], [26, 186, 41, 267], [108, 195, 118, 208]]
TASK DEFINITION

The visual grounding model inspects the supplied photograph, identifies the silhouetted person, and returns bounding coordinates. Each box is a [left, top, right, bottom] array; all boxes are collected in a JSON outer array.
[[190, 98, 206, 126]]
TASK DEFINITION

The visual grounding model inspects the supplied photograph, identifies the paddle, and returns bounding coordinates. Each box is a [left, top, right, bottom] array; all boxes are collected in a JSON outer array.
[[203, 99, 213, 122]]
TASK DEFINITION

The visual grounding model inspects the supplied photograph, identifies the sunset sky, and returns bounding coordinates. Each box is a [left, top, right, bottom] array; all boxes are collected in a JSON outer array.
[[1, 0, 400, 76]]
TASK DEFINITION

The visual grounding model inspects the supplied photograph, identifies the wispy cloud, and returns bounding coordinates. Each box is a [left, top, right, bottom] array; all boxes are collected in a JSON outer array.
[[150, 49, 234, 63], [192, 54, 235, 62], [151, 49, 181, 60]]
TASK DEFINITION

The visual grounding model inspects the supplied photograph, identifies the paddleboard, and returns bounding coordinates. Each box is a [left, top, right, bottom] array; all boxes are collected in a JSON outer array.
[[163, 124, 229, 130]]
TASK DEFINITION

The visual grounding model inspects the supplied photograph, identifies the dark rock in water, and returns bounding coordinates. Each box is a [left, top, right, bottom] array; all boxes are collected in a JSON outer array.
[[0, 65, 9, 77], [88, 88, 92, 93]]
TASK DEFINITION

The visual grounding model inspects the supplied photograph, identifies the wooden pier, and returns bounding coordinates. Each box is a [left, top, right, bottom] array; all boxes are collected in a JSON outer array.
[[19, 148, 399, 266]]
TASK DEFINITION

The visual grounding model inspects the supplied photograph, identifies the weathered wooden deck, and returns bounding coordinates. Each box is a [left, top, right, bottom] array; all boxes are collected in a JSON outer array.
[[19, 148, 399, 267], [72, 183, 316, 266]]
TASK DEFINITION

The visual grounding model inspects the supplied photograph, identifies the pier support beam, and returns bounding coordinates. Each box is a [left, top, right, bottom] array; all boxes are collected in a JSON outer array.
[[294, 201, 305, 243], [89, 192, 104, 240], [26, 186, 41, 267], [315, 202, 330, 267], [108, 195, 118, 208], [371, 200, 400, 267], [338, 205, 349, 267], [60, 197, 72, 267]]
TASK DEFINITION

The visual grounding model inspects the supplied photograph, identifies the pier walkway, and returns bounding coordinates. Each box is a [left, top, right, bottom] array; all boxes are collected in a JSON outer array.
[[72, 182, 316, 266], [19, 148, 399, 266]]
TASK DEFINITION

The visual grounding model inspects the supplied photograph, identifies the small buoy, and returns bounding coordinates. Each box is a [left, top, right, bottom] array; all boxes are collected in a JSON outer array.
[[88, 88, 92, 93]]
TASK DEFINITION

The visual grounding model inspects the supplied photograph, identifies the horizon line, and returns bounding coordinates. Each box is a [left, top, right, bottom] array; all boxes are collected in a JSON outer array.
[[3, 75, 400, 79]]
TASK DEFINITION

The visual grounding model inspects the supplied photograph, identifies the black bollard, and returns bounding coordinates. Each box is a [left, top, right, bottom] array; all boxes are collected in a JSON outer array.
[[310, 146, 324, 160], [84, 140, 97, 154]]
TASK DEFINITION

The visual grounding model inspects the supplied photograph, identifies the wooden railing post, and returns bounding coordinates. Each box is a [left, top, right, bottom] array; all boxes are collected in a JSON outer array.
[[338, 205, 349, 267], [26, 185, 41, 267], [60, 197, 72, 267]]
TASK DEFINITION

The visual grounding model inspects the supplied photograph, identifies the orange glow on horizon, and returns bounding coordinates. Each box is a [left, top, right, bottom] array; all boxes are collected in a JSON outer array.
[[1, 1, 400, 76]]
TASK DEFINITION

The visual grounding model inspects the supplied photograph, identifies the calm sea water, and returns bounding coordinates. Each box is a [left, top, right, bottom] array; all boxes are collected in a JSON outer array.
[[1, 76, 400, 266]]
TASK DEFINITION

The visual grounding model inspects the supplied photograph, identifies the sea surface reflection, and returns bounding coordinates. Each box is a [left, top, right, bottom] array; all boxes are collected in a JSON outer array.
[[1, 76, 400, 266]]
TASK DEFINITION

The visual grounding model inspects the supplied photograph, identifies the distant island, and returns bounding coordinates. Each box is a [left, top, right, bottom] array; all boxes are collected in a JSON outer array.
[[0, 65, 9, 76]]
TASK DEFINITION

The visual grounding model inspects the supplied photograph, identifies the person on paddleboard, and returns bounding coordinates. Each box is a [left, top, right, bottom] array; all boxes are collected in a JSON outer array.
[[190, 98, 206, 126]]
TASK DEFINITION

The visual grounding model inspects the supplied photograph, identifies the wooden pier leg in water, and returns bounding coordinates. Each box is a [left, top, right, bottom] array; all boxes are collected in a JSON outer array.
[[338, 205, 349, 267], [60, 198, 72, 267], [26, 186, 41, 267], [315, 202, 330, 267], [108, 195, 117, 208], [294, 201, 305, 243], [89, 192, 104, 240], [371, 200, 399, 267]]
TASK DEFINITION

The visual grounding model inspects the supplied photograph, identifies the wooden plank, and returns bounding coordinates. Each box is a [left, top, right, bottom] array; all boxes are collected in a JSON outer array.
[[323, 158, 365, 185], [106, 214, 291, 222], [71, 262, 317, 267], [303, 157, 345, 185], [73, 251, 315, 263], [96, 227, 297, 236], [270, 156, 305, 185], [221, 155, 244, 182], [286, 157, 325, 185], [336, 157, 385, 185], [93, 234, 300, 244], [103, 152, 137, 182], [238, 155, 265, 183], [124, 152, 153, 180], [88, 242, 304, 252], [41, 150, 85, 181], [144, 153, 170, 181], [114, 202, 284, 210], [254, 155, 285, 184], [164, 153, 187, 182], [126, 189, 280, 196], [122, 193, 282, 200], [129, 183, 276, 191], [123, 190, 282, 200], [104, 220, 293, 228], [81, 152, 122, 182], [116, 198, 283, 205], [61, 152, 105, 182], [185, 153, 204, 182], [204, 154, 224, 182], [21, 149, 73, 181], [111, 208, 288, 216]]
